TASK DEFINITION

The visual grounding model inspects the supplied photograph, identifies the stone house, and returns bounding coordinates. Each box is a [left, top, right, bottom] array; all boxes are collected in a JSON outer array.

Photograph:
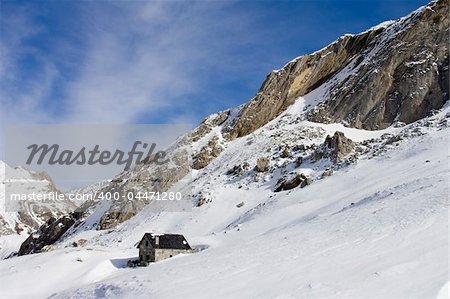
[[137, 233, 193, 265]]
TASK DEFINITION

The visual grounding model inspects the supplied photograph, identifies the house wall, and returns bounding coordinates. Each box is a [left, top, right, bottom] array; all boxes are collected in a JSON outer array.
[[154, 249, 193, 262], [139, 245, 155, 263], [138, 234, 195, 265]]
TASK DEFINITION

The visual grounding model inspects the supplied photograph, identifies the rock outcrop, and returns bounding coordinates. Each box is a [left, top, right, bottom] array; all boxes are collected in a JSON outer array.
[[223, 0, 448, 138], [313, 131, 355, 163], [191, 111, 230, 142], [192, 135, 224, 170], [97, 147, 191, 230], [324, 131, 355, 162], [254, 157, 270, 172], [226, 162, 250, 176], [18, 213, 78, 256], [274, 173, 312, 192]]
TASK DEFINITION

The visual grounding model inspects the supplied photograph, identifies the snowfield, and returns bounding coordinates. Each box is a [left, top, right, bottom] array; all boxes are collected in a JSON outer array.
[[0, 114, 448, 298]]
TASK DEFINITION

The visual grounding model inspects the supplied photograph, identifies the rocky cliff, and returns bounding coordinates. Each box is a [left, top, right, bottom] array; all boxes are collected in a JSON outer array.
[[223, 0, 448, 138]]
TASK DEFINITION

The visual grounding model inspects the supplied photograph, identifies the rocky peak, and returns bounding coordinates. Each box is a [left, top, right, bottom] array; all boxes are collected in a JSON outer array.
[[223, 0, 448, 138], [309, 0, 449, 129]]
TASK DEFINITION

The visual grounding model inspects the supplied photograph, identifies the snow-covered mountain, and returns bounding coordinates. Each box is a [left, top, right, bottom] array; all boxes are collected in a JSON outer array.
[[0, 161, 77, 234], [0, 161, 76, 258], [0, 0, 448, 298]]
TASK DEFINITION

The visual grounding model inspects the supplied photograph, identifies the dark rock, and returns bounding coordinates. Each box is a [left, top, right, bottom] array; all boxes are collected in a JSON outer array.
[[295, 156, 304, 167], [384, 135, 402, 145], [293, 144, 306, 152], [127, 259, 140, 267], [226, 162, 250, 176], [274, 173, 313, 192], [197, 193, 212, 207], [18, 213, 76, 256]]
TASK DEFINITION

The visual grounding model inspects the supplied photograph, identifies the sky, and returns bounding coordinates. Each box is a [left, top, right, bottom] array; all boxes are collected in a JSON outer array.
[[1, 0, 430, 133]]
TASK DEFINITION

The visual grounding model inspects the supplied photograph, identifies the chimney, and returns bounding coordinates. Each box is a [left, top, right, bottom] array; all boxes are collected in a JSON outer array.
[[155, 235, 159, 246]]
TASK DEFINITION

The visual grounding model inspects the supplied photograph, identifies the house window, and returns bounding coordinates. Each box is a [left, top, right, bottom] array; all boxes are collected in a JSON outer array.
[[145, 240, 149, 246], [146, 255, 150, 260]]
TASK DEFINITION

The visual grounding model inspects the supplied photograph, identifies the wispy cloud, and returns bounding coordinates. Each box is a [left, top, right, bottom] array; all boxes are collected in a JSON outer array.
[[0, 4, 54, 123], [1, 0, 429, 132], [63, 1, 265, 124], [1, 1, 271, 129]]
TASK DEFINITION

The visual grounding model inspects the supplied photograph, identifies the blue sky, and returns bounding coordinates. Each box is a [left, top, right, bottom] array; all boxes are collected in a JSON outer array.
[[1, 0, 430, 130]]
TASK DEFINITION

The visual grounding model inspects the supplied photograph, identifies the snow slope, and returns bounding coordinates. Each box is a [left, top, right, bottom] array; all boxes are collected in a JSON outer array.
[[0, 112, 447, 298]]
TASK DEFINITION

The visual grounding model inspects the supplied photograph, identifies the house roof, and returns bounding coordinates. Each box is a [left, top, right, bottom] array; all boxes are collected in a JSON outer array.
[[138, 233, 192, 250]]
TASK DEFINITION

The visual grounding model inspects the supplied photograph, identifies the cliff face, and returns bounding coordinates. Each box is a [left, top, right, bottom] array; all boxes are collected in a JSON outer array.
[[224, 0, 448, 138], [309, 0, 449, 129]]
